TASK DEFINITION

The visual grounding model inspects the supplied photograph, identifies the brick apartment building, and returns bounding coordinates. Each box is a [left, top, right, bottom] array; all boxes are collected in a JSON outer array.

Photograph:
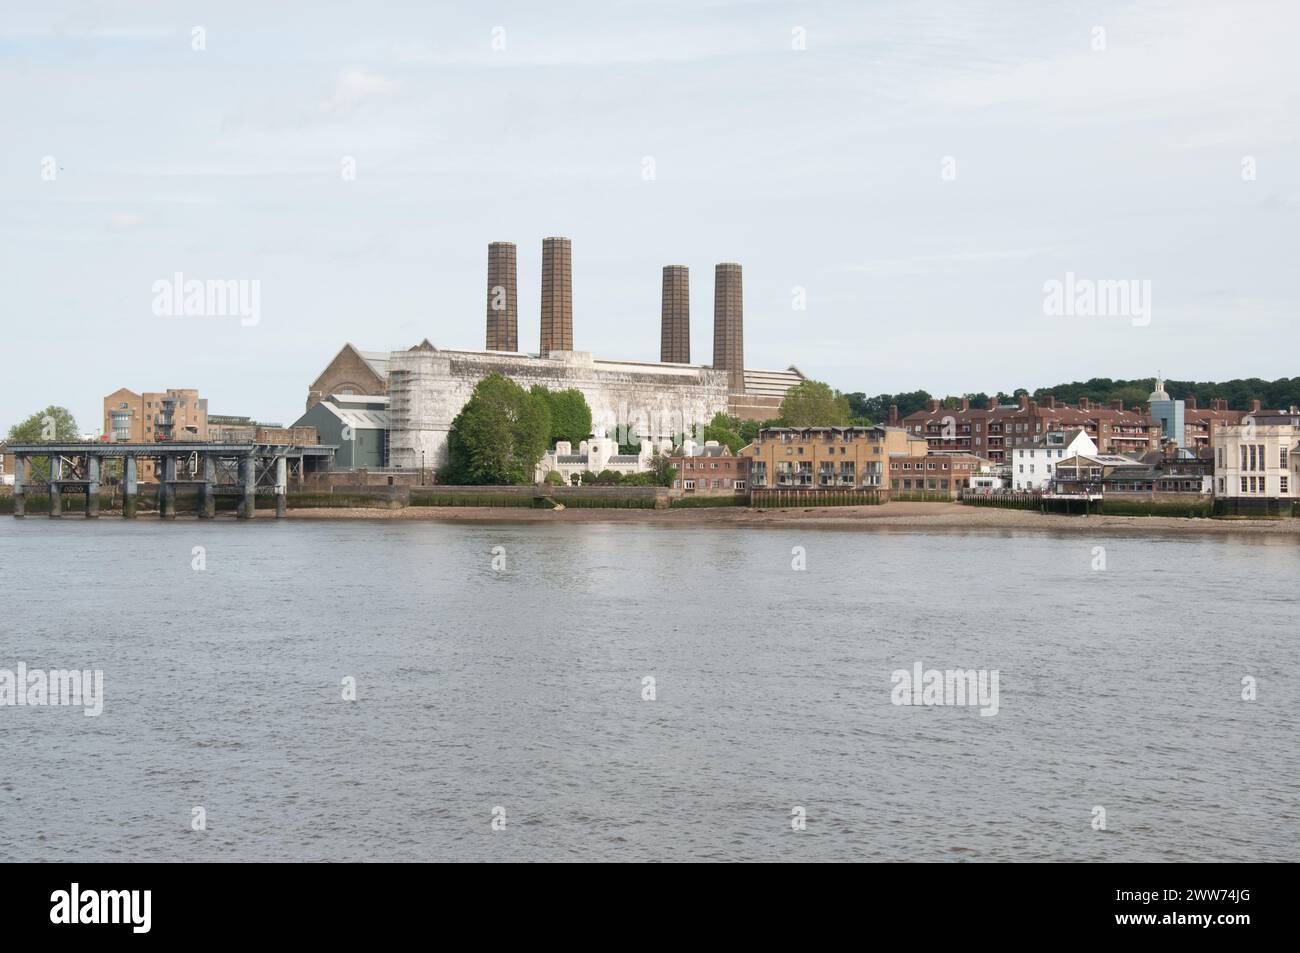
[[670, 441, 750, 495], [898, 395, 1159, 462], [888, 451, 986, 498], [103, 387, 209, 482], [743, 425, 928, 494]]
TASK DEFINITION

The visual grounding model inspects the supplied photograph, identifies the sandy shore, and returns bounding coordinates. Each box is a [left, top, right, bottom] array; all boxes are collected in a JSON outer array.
[[285, 501, 1300, 536]]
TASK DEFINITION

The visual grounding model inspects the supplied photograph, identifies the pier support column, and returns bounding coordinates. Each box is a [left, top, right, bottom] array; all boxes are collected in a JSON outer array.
[[123, 456, 137, 519], [12, 455, 25, 517], [161, 455, 177, 519], [238, 455, 255, 519], [49, 457, 62, 518], [275, 455, 287, 519], [199, 455, 216, 518], [86, 455, 100, 518]]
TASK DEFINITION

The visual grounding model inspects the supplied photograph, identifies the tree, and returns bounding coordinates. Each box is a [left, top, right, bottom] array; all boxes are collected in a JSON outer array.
[[778, 380, 851, 427], [442, 375, 551, 485], [7, 406, 80, 442], [530, 385, 593, 447], [702, 412, 743, 453], [647, 451, 677, 487]]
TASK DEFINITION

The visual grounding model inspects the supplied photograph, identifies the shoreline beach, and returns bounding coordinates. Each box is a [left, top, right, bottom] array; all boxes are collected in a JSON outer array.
[[283, 501, 1300, 535]]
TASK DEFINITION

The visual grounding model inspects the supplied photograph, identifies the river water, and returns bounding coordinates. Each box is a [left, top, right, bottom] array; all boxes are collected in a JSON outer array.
[[0, 517, 1296, 862]]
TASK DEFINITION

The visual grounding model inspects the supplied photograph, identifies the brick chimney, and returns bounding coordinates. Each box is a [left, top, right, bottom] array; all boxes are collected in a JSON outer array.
[[926, 399, 940, 413], [1110, 399, 1123, 411], [888, 404, 899, 426], [1185, 396, 1197, 410], [712, 262, 745, 394], [1045, 395, 1056, 409], [1028, 400, 1038, 414], [540, 236, 573, 357], [958, 397, 970, 412], [1018, 394, 1029, 410], [485, 241, 518, 352], [660, 265, 690, 363], [1251, 399, 1261, 413], [1079, 397, 1090, 410]]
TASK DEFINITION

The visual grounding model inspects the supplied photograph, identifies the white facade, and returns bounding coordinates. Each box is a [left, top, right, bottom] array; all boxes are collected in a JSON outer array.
[[1011, 430, 1097, 491], [535, 436, 669, 485], [1213, 415, 1300, 500], [387, 346, 729, 470]]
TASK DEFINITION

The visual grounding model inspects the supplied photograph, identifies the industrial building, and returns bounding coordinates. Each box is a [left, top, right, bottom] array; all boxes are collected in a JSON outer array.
[[293, 394, 390, 470], [305, 238, 805, 474]]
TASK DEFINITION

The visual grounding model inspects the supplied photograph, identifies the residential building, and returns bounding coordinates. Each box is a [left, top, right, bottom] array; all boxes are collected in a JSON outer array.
[[899, 395, 1159, 462], [1212, 409, 1300, 515], [1050, 453, 1145, 495], [102, 387, 209, 482], [742, 425, 928, 496], [888, 451, 987, 497], [292, 394, 390, 470], [1009, 429, 1097, 491], [0, 444, 12, 487], [1181, 398, 1247, 451], [669, 440, 750, 494], [536, 436, 670, 486]]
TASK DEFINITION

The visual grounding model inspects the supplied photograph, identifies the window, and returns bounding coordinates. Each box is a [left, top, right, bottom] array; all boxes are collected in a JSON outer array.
[[673, 480, 680, 488], [711, 480, 720, 488], [1240, 477, 1247, 493], [1282, 448, 1289, 469], [1282, 476, 1289, 494], [684, 480, 695, 490], [734, 481, 746, 490]]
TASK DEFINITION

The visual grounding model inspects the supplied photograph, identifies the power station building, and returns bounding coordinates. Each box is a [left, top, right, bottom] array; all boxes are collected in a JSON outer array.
[[306, 238, 804, 472]]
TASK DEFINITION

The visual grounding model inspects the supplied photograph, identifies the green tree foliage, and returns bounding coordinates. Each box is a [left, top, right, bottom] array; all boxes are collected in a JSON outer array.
[[778, 380, 851, 427], [1030, 377, 1300, 411], [702, 412, 744, 453], [843, 391, 932, 422], [647, 451, 677, 487], [7, 406, 80, 442], [442, 375, 551, 485], [530, 385, 593, 447]]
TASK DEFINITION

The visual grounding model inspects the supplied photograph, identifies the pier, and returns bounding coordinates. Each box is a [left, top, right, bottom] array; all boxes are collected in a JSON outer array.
[[5, 442, 334, 519]]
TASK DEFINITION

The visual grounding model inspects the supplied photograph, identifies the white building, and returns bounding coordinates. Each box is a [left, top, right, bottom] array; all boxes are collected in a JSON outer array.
[[535, 436, 670, 486], [1010, 428, 1097, 491], [1213, 410, 1300, 512]]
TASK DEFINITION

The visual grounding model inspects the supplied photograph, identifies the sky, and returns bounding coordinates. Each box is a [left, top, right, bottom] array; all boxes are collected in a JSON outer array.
[[2, 0, 1297, 434]]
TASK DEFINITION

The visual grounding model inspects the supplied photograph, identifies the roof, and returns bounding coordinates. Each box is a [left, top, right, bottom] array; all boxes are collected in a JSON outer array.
[[330, 394, 389, 408], [358, 351, 391, 380], [316, 404, 390, 430], [609, 455, 640, 464], [742, 366, 806, 398]]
